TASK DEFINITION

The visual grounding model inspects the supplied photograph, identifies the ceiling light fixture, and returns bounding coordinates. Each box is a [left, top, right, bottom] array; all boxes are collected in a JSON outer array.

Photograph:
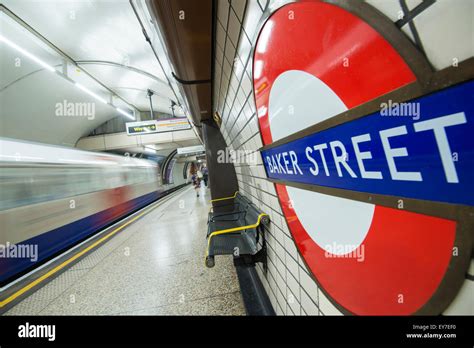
[[75, 82, 108, 104], [0, 34, 137, 121], [0, 33, 56, 72], [116, 107, 135, 120]]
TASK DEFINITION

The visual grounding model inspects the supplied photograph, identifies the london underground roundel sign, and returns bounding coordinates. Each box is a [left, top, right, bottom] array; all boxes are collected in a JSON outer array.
[[253, 1, 459, 315]]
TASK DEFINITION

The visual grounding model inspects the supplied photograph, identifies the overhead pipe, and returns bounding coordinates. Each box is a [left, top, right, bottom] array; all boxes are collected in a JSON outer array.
[[147, 89, 155, 119]]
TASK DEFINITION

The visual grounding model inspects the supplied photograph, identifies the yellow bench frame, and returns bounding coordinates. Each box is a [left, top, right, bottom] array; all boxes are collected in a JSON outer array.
[[210, 191, 239, 203], [209, 191, 239, 213]]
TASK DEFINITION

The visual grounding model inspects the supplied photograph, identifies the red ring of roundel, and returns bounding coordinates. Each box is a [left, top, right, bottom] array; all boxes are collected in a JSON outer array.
[[252, 0, 456, 315]]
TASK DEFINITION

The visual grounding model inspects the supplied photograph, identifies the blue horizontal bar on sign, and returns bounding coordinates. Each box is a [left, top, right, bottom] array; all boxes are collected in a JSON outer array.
[[261, 80, 474, 206]]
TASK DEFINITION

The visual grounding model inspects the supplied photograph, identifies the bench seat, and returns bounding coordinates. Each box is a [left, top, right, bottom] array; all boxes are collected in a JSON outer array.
[[205, 192, 270, 268]]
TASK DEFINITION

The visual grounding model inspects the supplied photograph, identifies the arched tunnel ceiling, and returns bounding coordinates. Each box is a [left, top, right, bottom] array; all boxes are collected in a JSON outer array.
[[77, 63, 180, 114], [0, 0, 192, 147], [0, 70, 117, 146]]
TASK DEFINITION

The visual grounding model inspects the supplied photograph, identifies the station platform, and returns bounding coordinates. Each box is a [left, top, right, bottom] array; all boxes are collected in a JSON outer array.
[[4, 186, 245, 315], [0, 0, 472, 331]]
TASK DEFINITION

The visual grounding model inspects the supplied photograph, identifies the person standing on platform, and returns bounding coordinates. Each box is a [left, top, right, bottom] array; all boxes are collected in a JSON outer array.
[[191, 172, 201, 197], [202, 165, 209, 188]]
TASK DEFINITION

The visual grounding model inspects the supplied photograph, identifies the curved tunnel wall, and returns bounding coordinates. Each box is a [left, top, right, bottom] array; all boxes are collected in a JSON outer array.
[[171, 160, 188, 186], [162, 149, 177, 184], [212, 0, 473, 315], [162, 149, 192, 186]]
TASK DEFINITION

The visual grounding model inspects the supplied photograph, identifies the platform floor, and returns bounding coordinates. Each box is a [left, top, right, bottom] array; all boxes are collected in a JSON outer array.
[[4, 185, 245, 315]]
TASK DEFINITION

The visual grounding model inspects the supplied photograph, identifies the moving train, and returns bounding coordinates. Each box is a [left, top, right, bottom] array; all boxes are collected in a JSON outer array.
[[0, 138, 171, 285]]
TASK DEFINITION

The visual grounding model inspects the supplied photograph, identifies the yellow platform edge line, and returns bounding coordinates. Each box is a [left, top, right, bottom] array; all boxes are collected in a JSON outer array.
[[0, 200, 163, 308]]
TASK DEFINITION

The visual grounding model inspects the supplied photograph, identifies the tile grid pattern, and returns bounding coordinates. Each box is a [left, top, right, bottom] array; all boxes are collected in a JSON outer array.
[[213, 0, 473, 315], [214, 0, 331, 316]]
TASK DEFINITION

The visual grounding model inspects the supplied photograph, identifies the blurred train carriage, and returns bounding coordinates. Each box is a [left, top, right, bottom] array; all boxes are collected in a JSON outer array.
[[0, 137, 166, 285]]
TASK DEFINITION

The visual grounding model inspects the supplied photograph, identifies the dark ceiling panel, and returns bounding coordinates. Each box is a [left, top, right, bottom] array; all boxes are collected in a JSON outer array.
[[147, 0, 213, 126]]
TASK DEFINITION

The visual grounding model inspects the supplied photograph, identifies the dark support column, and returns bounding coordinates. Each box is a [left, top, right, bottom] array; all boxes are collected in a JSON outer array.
[[202, 119, 238, 206]]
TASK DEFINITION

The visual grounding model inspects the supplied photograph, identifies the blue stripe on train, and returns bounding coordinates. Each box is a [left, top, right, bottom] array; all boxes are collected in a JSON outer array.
[[0, 190, 161, 284]]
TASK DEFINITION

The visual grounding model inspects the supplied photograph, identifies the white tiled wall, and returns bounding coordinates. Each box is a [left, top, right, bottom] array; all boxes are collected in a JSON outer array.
[[213, 0, 473, 315], [367, 0, 474, 70]]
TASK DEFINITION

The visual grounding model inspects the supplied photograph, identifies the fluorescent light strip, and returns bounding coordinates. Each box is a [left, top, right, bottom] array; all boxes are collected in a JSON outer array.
[[0, 35, 137, 120], [116, 107, 135, 120], [0, 33, 56, 72], [75, 82, 108, 104]]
